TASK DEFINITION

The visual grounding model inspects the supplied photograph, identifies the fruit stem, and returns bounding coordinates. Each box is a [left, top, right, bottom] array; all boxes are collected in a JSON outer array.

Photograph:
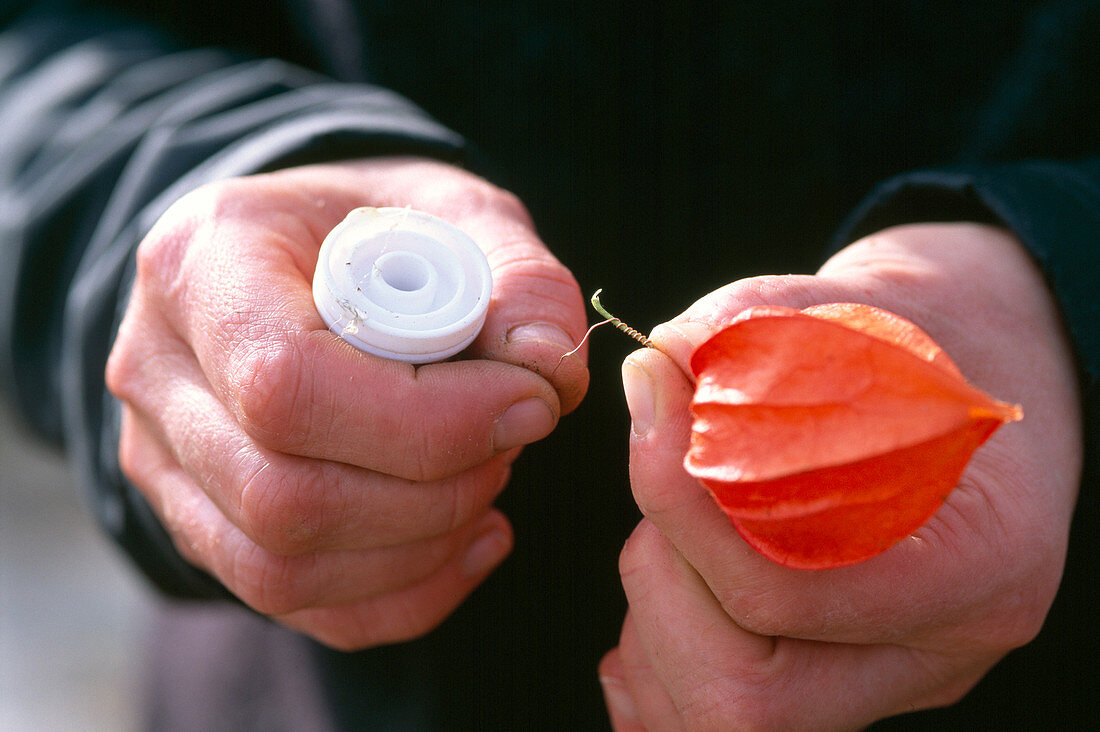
[[590, 289, 653, 348]]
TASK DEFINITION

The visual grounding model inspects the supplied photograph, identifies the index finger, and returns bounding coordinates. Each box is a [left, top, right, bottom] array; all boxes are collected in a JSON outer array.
[[616, 519, 964, 730]]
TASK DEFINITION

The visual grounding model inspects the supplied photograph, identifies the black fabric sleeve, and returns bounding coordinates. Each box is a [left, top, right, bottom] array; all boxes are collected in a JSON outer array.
[[0, 9, 468, 598]]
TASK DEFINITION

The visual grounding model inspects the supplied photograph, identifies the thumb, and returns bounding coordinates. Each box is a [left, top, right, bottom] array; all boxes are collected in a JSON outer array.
[[457, 211, 590, 415]]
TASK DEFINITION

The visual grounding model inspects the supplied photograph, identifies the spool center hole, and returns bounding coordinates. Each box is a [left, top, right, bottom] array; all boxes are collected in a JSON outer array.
[[377, 252, 430, 292]]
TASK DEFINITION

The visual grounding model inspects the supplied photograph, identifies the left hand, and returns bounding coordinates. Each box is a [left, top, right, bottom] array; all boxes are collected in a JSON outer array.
[[598, 223, 1082, 730]]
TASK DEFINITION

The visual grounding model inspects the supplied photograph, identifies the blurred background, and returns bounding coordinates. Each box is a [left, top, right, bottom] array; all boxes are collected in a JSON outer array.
[[1, 401, 154, 730]]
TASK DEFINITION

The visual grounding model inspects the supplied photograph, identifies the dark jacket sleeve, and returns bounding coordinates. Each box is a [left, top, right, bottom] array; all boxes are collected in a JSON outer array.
[[0, 7, 468, 598]]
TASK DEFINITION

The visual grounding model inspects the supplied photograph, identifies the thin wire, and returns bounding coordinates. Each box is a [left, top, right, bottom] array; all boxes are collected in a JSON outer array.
[[551, 290, 654, 376]]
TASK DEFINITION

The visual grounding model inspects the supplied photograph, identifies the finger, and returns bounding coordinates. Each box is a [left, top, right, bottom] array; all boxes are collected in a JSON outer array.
[[620, 521, 773, 728], [619, 519, 985, 729], [109, 314, 520, 555], [601, 619, 684, 731], [598, 648, 645, 731], [273, 510, 514, 651], [123, 215, 561, 480], [119, 409, 514, 616]]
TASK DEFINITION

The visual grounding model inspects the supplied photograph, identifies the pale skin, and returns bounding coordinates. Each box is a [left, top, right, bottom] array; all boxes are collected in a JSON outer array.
[[106, 156, 590, 650], [599, 222, 1082, 730], [108, 158, 1082, 726]]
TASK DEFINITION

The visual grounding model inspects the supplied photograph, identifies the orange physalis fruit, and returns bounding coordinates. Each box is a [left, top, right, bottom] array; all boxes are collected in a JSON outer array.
[[683, 303, 1022, 570]]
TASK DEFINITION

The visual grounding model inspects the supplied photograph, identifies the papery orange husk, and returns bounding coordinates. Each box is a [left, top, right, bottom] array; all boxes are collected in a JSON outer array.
[[683, 303, 1022, 570]]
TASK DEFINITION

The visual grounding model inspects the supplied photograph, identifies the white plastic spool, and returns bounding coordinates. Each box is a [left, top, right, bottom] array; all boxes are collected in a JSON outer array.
[[312, 207, 493, 363]]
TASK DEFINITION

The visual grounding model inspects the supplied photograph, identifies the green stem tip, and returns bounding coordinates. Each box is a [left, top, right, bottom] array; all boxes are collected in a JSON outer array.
[[590, 289, 653, 348]]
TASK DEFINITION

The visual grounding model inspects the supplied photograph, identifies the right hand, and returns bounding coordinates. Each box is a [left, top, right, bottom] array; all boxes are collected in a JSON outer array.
[[106, 157, 589, 650], [599, 223, 1081, 729]]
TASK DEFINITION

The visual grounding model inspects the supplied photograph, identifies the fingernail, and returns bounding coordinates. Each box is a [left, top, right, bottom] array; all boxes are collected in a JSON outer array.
[[599, 675, 640, 726], [463, 528, 510, 577], [507, 322, 576, 351], [621, 359, 655, 438], [493, 397, 557, 452]]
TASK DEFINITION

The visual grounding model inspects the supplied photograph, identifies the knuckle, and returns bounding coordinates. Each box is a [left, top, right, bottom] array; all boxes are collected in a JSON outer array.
[[434, 176, 531, 226], [236, 457, 335, 557], [617, 535, 641, 581], [434, 482, 468, 535], [979, 575, 1056, 652], [410, 478, 464, 537], [134, 184, 225, 289], [680, 673, 786, 732], [134, 223, 189, 291], [617, 520, 658, 583], [179, 176, 258, 221], [444, 462, 508, 530], [400, 427, 456, 484], [228, 338, 312, 451], [106, 302, 166, 408], [920, 676, 984, 711], [134, 177, 266, 305], [1010, 601, 1052, 647], [629, 473, 697, 525], [227, 542, 313, 616], [105, 333, 142, 403], [484, 185, 533, 227], [168, 533, 207, 571], [719, 592, 789, 638], [492, 252, 585, 334]]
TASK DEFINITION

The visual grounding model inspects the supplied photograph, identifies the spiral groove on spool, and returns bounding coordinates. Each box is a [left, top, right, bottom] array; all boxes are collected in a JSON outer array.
[[312, 207, 493, 363]]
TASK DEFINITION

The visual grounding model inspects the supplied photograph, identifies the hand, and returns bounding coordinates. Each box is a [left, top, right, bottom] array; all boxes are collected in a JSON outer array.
[[106, 157, 589, 649], [599, 223, 1082, 729]]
